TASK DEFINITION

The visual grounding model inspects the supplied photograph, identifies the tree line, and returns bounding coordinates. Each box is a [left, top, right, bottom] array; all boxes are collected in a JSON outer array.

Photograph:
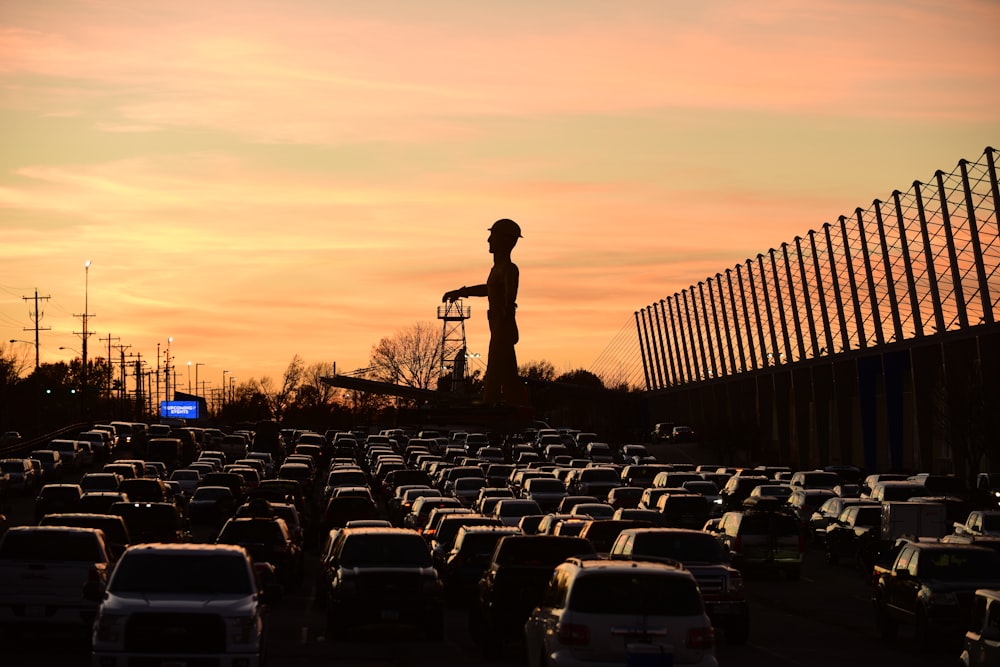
[[1, 322, 644, 441]]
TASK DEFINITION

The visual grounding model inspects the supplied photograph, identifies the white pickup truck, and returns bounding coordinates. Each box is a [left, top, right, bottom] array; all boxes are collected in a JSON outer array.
[[90, 542, 275, 667], [953, 510, 1000, 537], [0, 525, 112, 630]]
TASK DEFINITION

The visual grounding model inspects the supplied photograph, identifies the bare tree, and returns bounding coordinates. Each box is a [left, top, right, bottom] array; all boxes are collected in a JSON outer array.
[[303, 361, 339, 406], [0, 342, 30, 381], [260, 355, 305, 421], [369, 321, 443, 391]]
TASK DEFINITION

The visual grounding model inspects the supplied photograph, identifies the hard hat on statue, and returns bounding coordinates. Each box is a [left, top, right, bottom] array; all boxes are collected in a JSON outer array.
[[488, 218, 522, 238]]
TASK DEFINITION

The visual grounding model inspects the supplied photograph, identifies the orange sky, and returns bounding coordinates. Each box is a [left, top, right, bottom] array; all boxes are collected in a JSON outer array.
[[2, 0, 998, 398]]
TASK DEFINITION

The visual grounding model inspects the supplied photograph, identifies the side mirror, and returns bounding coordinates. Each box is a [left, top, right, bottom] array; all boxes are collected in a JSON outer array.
[[82, 581, 106, 602]]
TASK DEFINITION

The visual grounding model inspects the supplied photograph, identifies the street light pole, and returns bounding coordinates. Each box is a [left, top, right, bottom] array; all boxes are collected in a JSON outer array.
[[81, 260, 92, 420], [195, 363, 204, 397], [187, 361, 192, 394], [222, 370, 230, 408], [165, 336, 173, 404]]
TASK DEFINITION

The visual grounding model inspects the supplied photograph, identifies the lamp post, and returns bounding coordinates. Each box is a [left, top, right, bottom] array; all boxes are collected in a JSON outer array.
[[222, 370, 230, 408], [195, 363, 204, 397], [81, 260, 91, 419], [187, 361, 192, 394], [165, 337, 173, 402]]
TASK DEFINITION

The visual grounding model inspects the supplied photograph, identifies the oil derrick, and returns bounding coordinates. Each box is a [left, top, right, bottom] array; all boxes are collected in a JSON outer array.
[[437, 299, 471, 393]]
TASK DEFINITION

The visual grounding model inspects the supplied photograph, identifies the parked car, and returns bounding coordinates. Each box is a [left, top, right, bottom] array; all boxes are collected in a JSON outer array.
[[655, 492, 712, 530], [439, 525, 523, 604], [873, 541, 1000, 646], [824, 503, 884, 568], [520, 477, 569, 513], [523, 557, 717, 667], [0, 458, 37, 494], [215, 515, 304, 588], [111, 501, 188, 544], [321, 526, 444, 639], [809, 497, 878, 544], [491, 498, 544, 527], [34, 483, 83, 522], [90, 543, 272, 666], [960, 588, 1000, 667], [470, 534, 596, 655], [38, 512, 132, 559], [187, 485, 237, 526], [0, 525, 112, 632], [609, 526, 749, 644], [706, 507, 805, 579]]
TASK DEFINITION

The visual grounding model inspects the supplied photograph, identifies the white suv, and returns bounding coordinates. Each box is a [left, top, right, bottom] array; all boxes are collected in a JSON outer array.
[[523, 557, 718, 667], [91, 543, 273, 667]]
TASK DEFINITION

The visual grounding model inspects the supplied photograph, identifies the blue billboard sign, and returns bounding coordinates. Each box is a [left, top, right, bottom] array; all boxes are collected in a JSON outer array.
[[160, 400, 200, 419]]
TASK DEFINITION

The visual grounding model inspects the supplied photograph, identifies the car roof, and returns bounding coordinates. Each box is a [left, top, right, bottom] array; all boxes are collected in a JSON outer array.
[[558, 556, 694, 577]]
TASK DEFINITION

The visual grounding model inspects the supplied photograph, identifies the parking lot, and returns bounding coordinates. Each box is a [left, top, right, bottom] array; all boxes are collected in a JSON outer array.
[[0, 436, 970, 666]]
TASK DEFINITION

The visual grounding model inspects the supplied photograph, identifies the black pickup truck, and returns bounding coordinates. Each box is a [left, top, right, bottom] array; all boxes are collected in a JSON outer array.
[[873, 540, 1000, 646]]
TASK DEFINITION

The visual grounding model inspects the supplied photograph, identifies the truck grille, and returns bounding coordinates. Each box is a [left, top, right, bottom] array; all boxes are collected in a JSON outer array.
[[694, 574, 725, 595], [124, 613, 226, 653]]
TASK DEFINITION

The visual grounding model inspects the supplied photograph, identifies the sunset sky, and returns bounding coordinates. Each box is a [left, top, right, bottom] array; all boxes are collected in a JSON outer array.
[[2, 0, 998, 399]]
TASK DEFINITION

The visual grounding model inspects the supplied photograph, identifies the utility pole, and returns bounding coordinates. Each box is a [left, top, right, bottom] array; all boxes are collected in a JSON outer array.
[[100, 334, 120, 398], [73, 261, 95, 420], [21, 289, 51, 370], [115, 343, 131, 417]]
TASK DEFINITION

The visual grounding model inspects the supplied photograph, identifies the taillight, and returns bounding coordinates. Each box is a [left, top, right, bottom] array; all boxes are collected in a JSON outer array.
[[686, 626, 714, 649], [557, 622, 589, 645]]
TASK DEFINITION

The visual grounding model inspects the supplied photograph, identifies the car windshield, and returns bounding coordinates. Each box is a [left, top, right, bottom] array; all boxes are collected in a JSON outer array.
[[569, 572, 702, 615], [193, 487, 230, 501], [632, 532, 727, 563], [739, 513, 800, 536], [494, 537, 594, 565], [919, 549, 1000, 580], [218, 521, 284, 544], [337, 534, 432, 568], [528, 479, 566, 492], [581, 469, 619, 482], [0, 530, 103, 561], [982, 515, 1000, 532], [110, 552, 253, 594]]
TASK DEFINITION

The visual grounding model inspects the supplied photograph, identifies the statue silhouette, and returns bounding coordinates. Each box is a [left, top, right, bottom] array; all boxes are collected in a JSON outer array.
[[443, 219, 529, 407]]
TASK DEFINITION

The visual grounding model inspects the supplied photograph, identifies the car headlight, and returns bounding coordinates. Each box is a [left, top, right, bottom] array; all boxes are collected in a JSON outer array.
[[335, 574, 359, 596], [227, 614, 259, 644], [726, 571, 745, 595], [94, 612, 128, 643]]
